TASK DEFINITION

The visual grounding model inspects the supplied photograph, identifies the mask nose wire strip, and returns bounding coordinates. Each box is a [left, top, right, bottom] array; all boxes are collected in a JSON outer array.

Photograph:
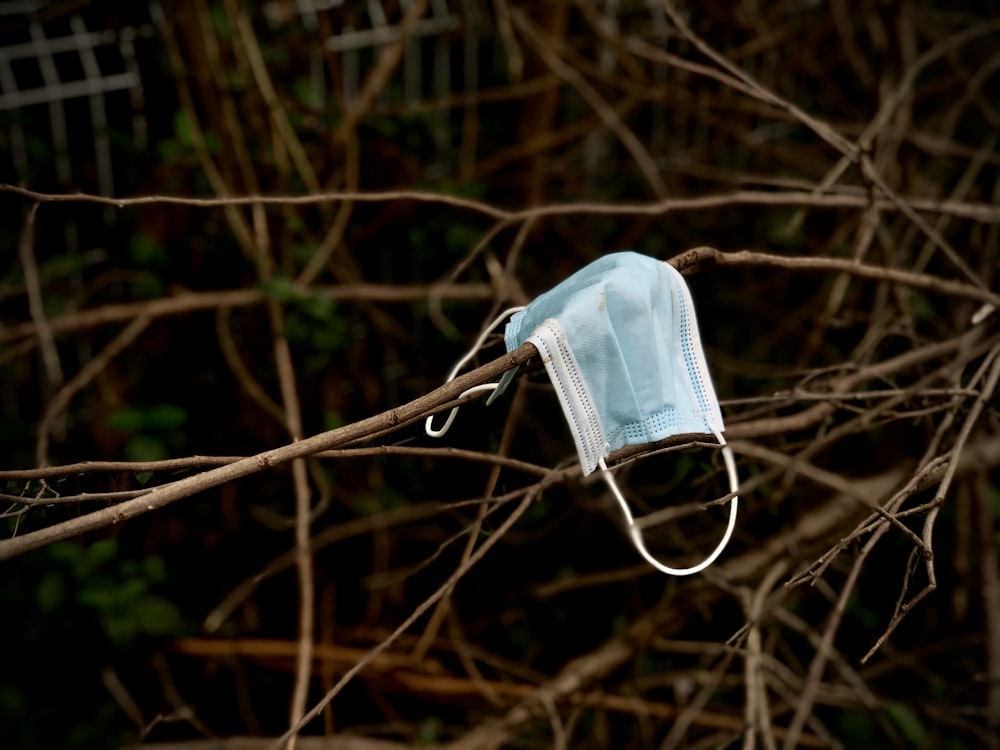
[[425, 306, 526, 438], [598, 428, 739, 576]]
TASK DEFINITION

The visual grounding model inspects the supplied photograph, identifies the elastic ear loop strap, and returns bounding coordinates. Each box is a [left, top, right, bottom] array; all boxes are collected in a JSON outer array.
[[598, 429, 738, 576], [425, 306, 525, 438]]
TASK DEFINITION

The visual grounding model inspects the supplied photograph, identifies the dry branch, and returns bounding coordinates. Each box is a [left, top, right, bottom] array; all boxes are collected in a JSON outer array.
[[4, 4, 999, 746], [0, 343, 538, 563]]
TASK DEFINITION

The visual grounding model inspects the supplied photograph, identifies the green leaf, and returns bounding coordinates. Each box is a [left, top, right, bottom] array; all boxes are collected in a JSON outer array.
[[293, 79, 319, 108], [101, 612, 136, 645], [35, 571, 65, 613], [48, 541, 84, 565], [106, 407, 146, 432], [837, 708, 876, 743], [308, 318, 348, 352], [77, 585, 116, 610], [146, 404, 188, 431], [133, 276, 166, 300], [292, 241, 316, 266], [142, 556, 169, 584], [0, 683, 26, 714], [203, 130, 220, 155], [131, 595, 183, 636], [553, 564, 575, 581], [113, 578, 150, 605], [907, 290, 935, 323], [416, 716, 444, 744], [124, 435, 168, 462], [129, 234, 166, 267], [988, 486, 1000, 521], [209, 5, 230, 37], [886, 702, 926, 745], [259, 276, 299, 303], [40, 252, 89, 279], [847, 592, 878, 629], [173, 110, 195, 147], [79, 540, 119, 576], [297, 293, 334, 322], [444, 223, 482, 254]]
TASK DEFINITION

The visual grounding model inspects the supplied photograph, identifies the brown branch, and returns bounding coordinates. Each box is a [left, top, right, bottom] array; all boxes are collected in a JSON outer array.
[[248, 200, 315, 749], [158, 5, 255, 255], [203, 501, 459, 634], [1, 283, 496, 344], [7, 247, 996, 353], [215, 307, 287, 427], [781, 524, 888, 750], [3, 183, 998, 224], [976, 471, 1000, 735], [861, 345, 1000, 662], [273, 481, 547, 748], [511, 8, 666, 197], [0, 183, 510, 217], [612, 325, 986, 468], [0, 446, 551, 483], [786, 340, 998, 589], [233, 5, 321, 195], [17, 204, 63, 388], [657, 0, 999, 284], [657, 0, 855, 157], [334, 0, 429, 143], [35, 315, 153, 466], [673, 247, 1000, 308], [741, 563, 788, 750], [297, 135, 358, 286], [731, 441, 927, 551], [412, 381, 528, 662], [0, 342, 539, 563], [0, 489, 152, 505], [138, 738, 410, 750]]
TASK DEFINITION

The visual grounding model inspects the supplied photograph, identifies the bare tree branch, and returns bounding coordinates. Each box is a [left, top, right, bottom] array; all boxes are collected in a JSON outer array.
[[0, 343, 538, 563]]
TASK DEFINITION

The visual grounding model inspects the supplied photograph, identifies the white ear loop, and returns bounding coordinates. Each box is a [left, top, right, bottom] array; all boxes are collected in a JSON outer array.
[[598, 428, 739, 576], [425, 306, 525, 438]]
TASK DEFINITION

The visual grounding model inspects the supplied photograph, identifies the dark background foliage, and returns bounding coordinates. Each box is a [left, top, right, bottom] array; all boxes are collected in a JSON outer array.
[[1, 1, 998, 748]]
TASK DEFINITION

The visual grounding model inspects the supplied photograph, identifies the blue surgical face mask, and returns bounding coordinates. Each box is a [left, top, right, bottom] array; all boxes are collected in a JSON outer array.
[[426, 251, 738, 576]]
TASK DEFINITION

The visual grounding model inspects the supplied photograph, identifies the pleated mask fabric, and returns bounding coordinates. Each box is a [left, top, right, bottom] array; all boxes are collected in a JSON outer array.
[[426, 251, 739, 576], [497, 251, 726, 475]]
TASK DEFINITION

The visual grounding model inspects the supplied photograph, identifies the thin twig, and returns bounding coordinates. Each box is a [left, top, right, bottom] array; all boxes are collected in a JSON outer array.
[[862, 345, 1000, 662], [3, 183, 997, 224], [215, 307, 286, 427], [271, 479, 547, 748], [781, 524, 889, 750], [334, 0, 429, 143], [0, 446, 551, 483], [511, 8, 666, 197], [0, 342, 538, 563], [17, 204, 63, 388], [2, 283, 495, 344], [35, 315, 152, 466]]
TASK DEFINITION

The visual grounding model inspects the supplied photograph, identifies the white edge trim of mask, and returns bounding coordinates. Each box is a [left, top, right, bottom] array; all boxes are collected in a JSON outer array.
[[662, 262, 725, 434], [527, 319, 607, 475]]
